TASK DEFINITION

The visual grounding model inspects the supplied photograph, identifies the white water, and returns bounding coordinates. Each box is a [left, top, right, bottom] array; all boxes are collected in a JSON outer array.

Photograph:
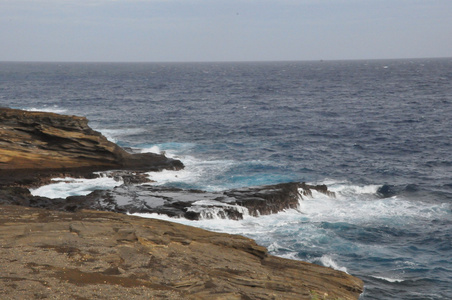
[[141, 144, 237, 191], [25, 106, 68, 114], [30, 174, 123, 198], [132, 180, 450, 273], [26, 145, 451, 276], [372, 276, 405, 283], [95, 128, 147, 143]]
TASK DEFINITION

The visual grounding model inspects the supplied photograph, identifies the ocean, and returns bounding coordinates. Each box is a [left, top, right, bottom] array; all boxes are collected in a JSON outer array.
[[1, 59, 451, 299]]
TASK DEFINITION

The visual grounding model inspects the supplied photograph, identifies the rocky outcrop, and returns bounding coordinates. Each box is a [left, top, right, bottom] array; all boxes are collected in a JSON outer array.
[[0, 205, 363, 299], [81, 181, 335, 220], [0, 108, 183, 186], [0, 107, 364, 298], [0, 181, 335, 220]]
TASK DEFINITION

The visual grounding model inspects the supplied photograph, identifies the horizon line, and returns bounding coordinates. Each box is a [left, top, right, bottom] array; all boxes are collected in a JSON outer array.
[[1, 56, 451, 64]]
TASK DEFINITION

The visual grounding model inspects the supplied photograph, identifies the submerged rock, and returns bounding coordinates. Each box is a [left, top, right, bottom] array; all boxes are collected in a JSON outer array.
[[0, 204, 363, 299], [0, 108, 183, 186]]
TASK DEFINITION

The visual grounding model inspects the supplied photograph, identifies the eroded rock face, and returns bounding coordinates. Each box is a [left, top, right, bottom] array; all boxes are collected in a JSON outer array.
[[0, 205, 363, 299], [0, 108, 183, 185]]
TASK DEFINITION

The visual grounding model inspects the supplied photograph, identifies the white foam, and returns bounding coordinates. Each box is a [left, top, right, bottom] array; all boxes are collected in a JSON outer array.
[[276, 252, 300, 261], [132, 212, 259, 235], [188, 200, 251, 220], [268, 241, 296, 253], [140, 142, 197, 155], [96, 128, 147, 143], [30, 175, 123, 199], [25, 106, 68, 114], [299, 181, 450, 225], [315, 255, 348, 273], [314, 179, 380, 196], [145, 152, 235, 192], [134, 208, 314, 244], [141, 145, 163, 155], [372, 276, 405, 283]]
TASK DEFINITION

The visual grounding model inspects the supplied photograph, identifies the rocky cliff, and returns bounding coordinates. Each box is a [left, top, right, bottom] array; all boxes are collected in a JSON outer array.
[[0, 108, 364, 299], [0, 108, 183, 185], [0, 205, 363, 299]]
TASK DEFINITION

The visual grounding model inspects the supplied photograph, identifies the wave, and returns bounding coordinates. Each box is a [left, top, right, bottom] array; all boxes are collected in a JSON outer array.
[[187, 201, 251, 220], [141, 143, 237, 192], [298, 180, 450, 225], [132, 212, 268, 237], [372, 276, 405, 283], [30, 174, 122, 199], [24, 106, 68, 114], [94, 128, 148, 143], [313, 254, 348, 273], [140, 142, 197, 155]]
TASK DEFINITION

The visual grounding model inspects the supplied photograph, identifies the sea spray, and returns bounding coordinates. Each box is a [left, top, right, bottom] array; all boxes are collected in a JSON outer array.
[[30, 174, 123, 199]]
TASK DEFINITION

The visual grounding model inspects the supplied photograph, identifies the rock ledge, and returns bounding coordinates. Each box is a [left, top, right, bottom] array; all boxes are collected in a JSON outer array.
[[0, 205, 363, 299], [0, 108, 183, 186]]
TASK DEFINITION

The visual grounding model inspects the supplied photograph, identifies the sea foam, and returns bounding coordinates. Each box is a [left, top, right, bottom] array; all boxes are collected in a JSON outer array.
[[142, 144, 236, 191], [30, 175, 123, 199], [25, 106, 68, 114], [372, 276, 405, 283]]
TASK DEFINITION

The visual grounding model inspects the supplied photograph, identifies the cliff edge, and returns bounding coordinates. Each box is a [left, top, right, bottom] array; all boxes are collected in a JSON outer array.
[[0, 205, 363, 299], [0, 107, 183, 185]]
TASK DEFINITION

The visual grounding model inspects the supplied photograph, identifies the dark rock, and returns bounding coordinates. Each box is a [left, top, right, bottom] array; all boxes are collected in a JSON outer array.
[[225, 182, 302, 216], [377, 183, 422, 199], [2, 182, 335, 220], [377, 184, 396, 198]]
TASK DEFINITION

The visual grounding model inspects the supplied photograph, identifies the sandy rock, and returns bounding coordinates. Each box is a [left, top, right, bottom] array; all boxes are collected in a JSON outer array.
[[0, 205, 363, 299], [0, 108, 183, 185]]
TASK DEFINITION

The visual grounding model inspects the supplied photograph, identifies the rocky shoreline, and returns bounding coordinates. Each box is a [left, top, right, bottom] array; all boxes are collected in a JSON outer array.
[[1, 178, 336, 221], [0, 108, 364, 299], [0, 107, 183, 186]]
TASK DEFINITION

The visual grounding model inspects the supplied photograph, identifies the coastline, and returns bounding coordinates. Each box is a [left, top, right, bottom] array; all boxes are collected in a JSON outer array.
[[0, 108, 364, 299]]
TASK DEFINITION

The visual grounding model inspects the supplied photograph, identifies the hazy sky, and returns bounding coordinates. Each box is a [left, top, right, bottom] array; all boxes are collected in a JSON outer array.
[[1, 0, 451, 62]]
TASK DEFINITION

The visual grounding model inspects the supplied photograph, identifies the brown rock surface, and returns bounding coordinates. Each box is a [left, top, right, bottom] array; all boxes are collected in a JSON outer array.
[[0, 108, 183, 185], [0, 205, 363, 299]]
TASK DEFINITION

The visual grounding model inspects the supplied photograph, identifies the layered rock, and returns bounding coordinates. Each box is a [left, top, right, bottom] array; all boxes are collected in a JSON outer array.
[[0, 205, 363, 299], [0, 108, 183, 185]]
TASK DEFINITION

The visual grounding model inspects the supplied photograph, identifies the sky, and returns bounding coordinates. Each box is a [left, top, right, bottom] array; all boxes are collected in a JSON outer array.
[[1, 0, 451, 62]]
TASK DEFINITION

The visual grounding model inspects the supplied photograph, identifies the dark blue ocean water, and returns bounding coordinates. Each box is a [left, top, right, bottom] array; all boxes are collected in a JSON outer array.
[[1, 59, 452, 299]]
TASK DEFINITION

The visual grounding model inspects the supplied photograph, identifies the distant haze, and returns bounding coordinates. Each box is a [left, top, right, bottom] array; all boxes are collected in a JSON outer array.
[[1, 0, 451, 62]]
